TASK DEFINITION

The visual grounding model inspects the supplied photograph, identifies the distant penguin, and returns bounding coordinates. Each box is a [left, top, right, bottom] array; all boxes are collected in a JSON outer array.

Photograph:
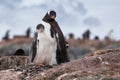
[[14, 49, 25, 56], [42, 10, 69, 64], [30, 24, 57, 65]]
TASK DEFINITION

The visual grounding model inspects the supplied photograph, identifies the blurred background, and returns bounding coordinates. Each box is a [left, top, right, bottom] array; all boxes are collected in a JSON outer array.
[[0, 0, 120, 61]]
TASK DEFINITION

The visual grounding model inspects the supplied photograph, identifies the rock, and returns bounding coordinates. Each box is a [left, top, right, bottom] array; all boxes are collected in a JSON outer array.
[[0, 56, 29, 70], [0, 38, 32, 56], [0, 48, 120, 80], [67, 47, 92, 61], [0, 69, 22, 80], [28, 48, 120, 80], [102, 41, 120, 49]]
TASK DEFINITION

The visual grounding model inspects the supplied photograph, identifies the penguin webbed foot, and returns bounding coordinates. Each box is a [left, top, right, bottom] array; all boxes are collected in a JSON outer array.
[[35, 63, 45, 67]]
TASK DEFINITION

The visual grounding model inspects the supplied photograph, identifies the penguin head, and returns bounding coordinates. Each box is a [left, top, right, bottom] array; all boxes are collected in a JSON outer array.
[[42, 10, 56, 22], [14, 49, 25, 56], [48, 10, 56, 20], [36, 24, 45, 33]]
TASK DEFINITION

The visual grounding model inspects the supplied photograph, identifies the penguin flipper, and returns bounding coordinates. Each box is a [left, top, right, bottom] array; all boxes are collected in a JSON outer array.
[[30, 32, 37, 62], [30, 41, 37, 62]]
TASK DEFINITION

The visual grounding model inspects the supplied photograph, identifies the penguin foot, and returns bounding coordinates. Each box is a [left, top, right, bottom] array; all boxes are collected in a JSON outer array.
[[35, 63, 45, 67]]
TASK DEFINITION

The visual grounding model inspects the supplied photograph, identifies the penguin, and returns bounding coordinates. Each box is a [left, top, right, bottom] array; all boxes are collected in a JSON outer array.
[[30, 24, 57, 66], [14, 49, 25, 56], [30, 10, 69, 66], [41, 10, 69, 64]]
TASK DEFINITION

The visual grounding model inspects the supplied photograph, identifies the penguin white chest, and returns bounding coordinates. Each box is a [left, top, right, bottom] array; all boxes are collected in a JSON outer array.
[[33, 32, 57, 65]]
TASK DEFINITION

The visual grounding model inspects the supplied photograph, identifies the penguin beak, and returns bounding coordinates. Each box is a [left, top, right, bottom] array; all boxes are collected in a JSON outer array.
[[38, 28, 44, 33], [50, 15, 55, 20], [37, 27, 44, 33]]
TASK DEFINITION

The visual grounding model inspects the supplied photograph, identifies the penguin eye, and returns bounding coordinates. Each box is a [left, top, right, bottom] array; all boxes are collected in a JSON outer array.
[[36, 26, 40, 30]]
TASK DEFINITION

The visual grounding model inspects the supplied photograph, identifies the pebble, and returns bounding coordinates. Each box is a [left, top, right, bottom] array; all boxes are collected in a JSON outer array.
[[12, 64, 55, 79]]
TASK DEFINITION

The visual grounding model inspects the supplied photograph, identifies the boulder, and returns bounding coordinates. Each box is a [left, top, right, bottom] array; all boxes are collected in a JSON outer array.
[[0, 48, 120, 80], [0, 56, 29, 70], [29, 48, 120, 80]]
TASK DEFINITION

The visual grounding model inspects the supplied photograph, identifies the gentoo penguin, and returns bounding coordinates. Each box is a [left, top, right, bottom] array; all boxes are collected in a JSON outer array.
[[30, 24, 57, 65], [30, 10, 69, 66], [41, 10, 69, 64]]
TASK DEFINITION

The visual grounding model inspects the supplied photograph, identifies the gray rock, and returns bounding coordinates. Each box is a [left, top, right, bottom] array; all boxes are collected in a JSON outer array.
[[67, 47, 92, 61]]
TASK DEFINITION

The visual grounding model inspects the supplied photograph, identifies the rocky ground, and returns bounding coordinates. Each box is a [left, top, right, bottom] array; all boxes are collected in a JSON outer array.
[[0, 38, 32, 56], [0, 38, 120, 80], [0, 48, 120, 80], [1, 37, 120, 61]]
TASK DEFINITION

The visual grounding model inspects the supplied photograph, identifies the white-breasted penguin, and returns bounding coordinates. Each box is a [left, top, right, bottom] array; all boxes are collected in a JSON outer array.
[[30, 10, 69, 66], [30, 24, 57, 65]]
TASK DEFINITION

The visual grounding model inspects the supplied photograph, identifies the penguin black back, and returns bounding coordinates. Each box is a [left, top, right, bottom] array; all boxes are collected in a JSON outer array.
[[42, 10, 69, 64]]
